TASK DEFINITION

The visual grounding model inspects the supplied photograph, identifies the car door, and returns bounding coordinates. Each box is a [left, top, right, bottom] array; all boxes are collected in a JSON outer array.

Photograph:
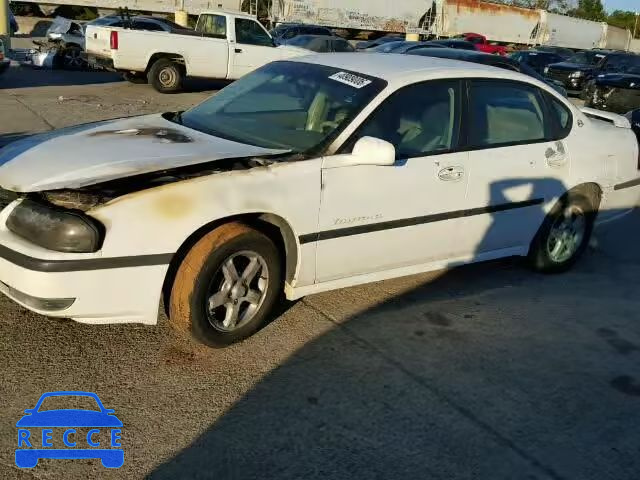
[[315, 80, 471, 283], [460, 79, 571, 258], [229, 18, 278, 79]]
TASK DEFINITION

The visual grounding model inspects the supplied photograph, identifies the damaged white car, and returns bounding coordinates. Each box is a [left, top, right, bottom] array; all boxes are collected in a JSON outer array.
[[0, 54, 639, 347]]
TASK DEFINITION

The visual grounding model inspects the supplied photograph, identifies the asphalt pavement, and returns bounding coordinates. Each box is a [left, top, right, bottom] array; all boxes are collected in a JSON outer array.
[[0, 64, 638, 480]]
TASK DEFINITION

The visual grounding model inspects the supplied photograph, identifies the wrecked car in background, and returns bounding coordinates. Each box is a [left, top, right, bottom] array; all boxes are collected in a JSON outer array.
[[583, 55, 640, 114], [0, 54, 638, 349], [28, 17, 86, 70]]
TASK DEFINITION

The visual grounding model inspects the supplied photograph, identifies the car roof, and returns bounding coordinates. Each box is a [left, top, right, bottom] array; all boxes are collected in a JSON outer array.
[[293, 34, 338, 40], [201, 10, 257, 20], [292, 52, 534, 84]]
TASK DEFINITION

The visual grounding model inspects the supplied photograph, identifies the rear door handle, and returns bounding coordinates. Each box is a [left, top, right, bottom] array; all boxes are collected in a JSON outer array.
[[235, 48, 243, 53], [438, 166, 464, 181]]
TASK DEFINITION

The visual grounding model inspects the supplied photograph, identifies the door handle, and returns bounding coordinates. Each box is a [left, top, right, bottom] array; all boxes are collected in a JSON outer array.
[[235, 48, 243, 53], [438, 166, 464, 181]]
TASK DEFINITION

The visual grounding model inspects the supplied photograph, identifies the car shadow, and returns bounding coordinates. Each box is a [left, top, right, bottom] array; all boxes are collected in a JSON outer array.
[[0, 65, 124, 89], [147, 176, 640, 479]]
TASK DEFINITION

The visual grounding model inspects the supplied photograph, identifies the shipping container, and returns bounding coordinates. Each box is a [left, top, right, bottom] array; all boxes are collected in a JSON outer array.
[[534, 12, 602, 50], [430, 0, 539, 44], [270, 0, 432, 32]]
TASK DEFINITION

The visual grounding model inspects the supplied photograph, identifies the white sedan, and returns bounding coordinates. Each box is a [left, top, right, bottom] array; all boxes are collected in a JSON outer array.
[[0, 53, 638, 346]]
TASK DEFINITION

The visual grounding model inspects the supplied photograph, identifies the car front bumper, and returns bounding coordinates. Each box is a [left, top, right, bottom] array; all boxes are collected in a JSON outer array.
[[0, 206, 169, 325], [84, 53, 115, 71]]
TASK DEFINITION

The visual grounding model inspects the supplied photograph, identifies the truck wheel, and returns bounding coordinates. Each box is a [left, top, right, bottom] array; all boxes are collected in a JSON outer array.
[[148, 58, 184, 93], [169, 223, 283, 347], [528, 191, 598, 273], [123, 72, 148, 84]]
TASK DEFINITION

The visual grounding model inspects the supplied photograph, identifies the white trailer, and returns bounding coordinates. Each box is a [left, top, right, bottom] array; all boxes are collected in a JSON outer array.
[[603, 24, 632, 51], [270, 0, 432, 32], [534, 11, 603, 50]]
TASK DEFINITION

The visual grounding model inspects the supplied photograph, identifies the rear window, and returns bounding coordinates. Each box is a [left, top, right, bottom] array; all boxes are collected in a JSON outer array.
[[545, 94, 572, 139]]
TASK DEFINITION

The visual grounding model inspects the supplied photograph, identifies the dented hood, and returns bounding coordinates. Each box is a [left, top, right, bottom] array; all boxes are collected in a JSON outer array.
[[0, 114, 287, 192]]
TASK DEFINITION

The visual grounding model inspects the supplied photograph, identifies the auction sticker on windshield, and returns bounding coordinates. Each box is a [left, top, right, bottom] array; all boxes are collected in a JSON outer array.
[[329, 71, 372, 89], [15, 391, 123, 469]]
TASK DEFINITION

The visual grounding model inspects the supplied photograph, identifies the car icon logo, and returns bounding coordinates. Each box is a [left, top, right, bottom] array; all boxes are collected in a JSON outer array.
[[15, 391, 123, 468]]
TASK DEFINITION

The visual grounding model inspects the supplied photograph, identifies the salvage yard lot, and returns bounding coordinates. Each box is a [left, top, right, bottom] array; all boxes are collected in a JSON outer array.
[[0, 66, 639, 479]]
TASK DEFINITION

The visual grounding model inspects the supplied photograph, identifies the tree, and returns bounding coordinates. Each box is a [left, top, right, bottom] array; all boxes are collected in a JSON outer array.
[[608, 10, 639, 38], [568, 0, 606, 22]]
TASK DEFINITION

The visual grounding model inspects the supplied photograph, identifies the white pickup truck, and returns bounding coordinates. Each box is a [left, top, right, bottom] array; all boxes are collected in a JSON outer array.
[[85, 10, 308, 92]]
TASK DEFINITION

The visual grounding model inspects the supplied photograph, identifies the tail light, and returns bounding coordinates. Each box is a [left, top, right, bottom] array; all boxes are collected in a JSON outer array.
[[110, 31, 118, 50]]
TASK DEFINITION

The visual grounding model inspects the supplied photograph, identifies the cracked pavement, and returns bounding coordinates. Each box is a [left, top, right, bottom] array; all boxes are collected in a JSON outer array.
[[0, 65, 639, 479]]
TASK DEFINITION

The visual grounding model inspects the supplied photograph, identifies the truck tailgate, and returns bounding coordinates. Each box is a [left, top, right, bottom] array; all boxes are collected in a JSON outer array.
[[85, 25, 114, 59]]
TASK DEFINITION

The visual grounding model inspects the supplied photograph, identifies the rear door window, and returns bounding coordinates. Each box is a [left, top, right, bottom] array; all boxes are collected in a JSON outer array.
[[196, 14, 227, 38]]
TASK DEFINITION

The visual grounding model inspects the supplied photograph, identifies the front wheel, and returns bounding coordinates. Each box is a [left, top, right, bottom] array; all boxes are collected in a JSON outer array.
[[60, 45, 85, 70], [148, 58, 184, 93], [169, 223, 283, 347], [529, 191, 598, 273]]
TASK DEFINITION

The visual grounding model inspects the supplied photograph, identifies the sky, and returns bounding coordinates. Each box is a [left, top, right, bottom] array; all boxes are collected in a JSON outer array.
[[604, 0, 638, 12]]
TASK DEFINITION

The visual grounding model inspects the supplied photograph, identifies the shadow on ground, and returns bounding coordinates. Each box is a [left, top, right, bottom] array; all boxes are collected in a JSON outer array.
[[147, 177, 640, 479]]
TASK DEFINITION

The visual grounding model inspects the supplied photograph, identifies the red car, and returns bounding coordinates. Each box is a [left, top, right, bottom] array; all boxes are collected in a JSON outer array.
[[457, 32, 507, 55]]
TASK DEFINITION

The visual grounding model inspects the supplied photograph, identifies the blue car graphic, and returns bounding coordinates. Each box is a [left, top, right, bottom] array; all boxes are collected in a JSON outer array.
[[16, 391, 123, 468]]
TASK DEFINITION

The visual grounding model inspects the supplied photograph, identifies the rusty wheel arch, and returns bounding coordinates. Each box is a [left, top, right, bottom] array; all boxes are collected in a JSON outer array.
[[145, 53, 186, 74], [569, 182, 602, 211], [161, 213, 299, 315]]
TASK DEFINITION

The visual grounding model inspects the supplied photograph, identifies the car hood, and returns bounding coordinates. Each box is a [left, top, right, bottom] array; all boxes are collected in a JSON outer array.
[[548, 62, 594, 72], [16, 410, 123, 427], [595, 73, 640, 89], [275, 45, 311, 57], [0, 114, 288, 192]]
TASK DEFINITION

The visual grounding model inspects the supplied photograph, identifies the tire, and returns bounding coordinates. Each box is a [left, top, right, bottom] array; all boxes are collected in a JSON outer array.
[[169, 223, 283, 347], [60, 45, 86, 71], [123, 72, 148, 84], [528, 191, 598, 273], [148, 58, 184, 93]]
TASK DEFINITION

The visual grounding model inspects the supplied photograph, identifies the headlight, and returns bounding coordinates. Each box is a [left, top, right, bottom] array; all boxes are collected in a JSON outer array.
[[569, 71, 583, 79], [7, 199, 104, 253], [544, 66, 549, 75]]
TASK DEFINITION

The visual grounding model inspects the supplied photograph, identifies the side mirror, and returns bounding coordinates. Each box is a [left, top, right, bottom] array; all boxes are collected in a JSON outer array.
[[323, 137, 396, 169]]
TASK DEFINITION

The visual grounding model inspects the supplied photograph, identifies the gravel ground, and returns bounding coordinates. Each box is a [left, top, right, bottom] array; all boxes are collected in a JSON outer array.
[[0, 64, 638, 480]]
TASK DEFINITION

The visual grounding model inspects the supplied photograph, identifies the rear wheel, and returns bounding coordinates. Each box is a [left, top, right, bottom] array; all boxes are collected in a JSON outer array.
[[148, 58, 184, 93], [169, 223, 283, 347], [529, 191, 598, 273]]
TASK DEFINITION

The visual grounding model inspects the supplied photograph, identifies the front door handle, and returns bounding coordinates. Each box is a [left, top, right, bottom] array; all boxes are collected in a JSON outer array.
[[235, 48, 243, 53], [438, 165, 464, 181]]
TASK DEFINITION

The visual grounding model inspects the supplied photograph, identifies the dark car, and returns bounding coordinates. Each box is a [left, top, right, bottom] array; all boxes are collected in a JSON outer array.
[[543, 50, 609, 93], [422, 39, 477, 50], [407, 47, 567, 96], [368, 40, 435, 54], [355, 35, 404, 51], [0, 38, 9, 75], [533, 45, 574, 59], [509, 50, 565, 75], [582, 55, 640, 114], [271, 23, 334, 45], [282, 35, 354, 53]]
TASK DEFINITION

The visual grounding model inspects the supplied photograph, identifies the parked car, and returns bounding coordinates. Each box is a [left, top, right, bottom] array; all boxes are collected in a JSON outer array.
[[543, 50, 609, 94], [509, 50, 565, 75], [407, 47, 568, 96], [270, 23, 334, 45], [454, 33, 507, 55], [368, 40, 434, 54], [85, 10, 308, 92], [583, 57, 640, 114], [533, 45, 574, 59], [355, 35, 404, 51], [625, 109, 640, 144], [0, 54, 637, 347], [422, 39, 477, 50], [0, 39, 9, 75], [281, 34, 354, 52]]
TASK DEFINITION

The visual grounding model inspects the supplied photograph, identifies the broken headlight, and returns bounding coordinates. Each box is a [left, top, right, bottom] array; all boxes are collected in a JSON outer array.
[[6, 199, 104, 253]]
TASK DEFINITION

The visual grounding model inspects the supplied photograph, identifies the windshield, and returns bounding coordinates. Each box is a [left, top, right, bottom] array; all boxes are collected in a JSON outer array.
[[567, 51, 604, 65], [178, 61, 386, 153], [38, 395, 101, 412], [602, 55, 640, 74]]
